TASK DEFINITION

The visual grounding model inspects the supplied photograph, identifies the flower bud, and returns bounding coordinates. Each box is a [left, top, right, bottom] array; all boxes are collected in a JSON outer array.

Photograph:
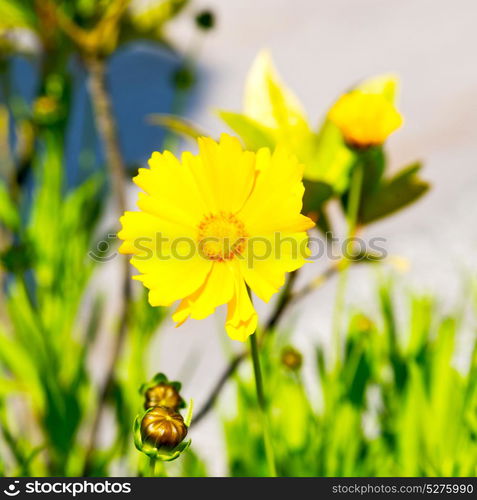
[[354, 314, 373, 332], [144, 383, 183, 411], [33, 95, 62, 125], [328, 91, 402, 149], [281, 346, 303, 371], [195, 10, 215, 31], [140, 406, 188, 450], [172, 65, 196, 91]]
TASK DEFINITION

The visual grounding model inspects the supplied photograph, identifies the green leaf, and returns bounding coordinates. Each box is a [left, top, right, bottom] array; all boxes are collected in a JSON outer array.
[[359, 146, 386, 198], [0, 378, 22, 397], [217, 111, 275, 150], [127, 0, 189, 36], [147, 114, 206, 141], [266, 72, 310, 136], [0, 181, 20, 230], [243, 50, 308, 132], [0, 241, 35, 274], [0, 327, 44, 410], [184, 398, 194, 427], [341, 147, 385, 218], [220, 51, 325, 181], [343, 333, 372, 407], [303, 180, 334, 210], [360, 162, 430, 224], [0, 0, 37, 30], [305, 121, 354, 190], [180, 449, 208, 477]]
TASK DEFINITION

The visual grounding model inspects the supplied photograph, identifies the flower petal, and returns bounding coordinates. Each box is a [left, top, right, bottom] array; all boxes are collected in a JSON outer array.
[[132, 254, 212, 307], [134, 150, 208, 227], [239, 232, 310, 302], [238, 147, 315, 234], [172, 261, 235, 323], [118, 210, 195, 256], [192, 134, 256, 213], [225, 275, 258, 341]]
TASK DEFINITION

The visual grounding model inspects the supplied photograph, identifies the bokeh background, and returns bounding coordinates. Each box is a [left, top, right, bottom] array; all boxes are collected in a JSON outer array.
[[1, 0, 477, 477]]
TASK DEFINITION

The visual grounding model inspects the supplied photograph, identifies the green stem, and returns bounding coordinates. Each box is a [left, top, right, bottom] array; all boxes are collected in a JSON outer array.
[[148, 457, 166, 477], [148, 457, 156, 477], [331, 159, 363, 363], [249, 332, 277, 477], [347, 159, 364, 231]]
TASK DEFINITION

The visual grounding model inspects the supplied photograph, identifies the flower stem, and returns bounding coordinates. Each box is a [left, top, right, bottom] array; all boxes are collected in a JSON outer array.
[[148, 457, 157, 477], [249, 332, 277, 477], [332, 158, 363, 363], [192, 266, 344, 426], [265, 269, 298, 331], [148, 457, 166, 477], [347, 159, 364, 231]]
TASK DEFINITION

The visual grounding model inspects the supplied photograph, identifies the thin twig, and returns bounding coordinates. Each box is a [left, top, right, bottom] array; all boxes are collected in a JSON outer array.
[[264, 269, 300, 331], [85, 55, 128, 212], [191, 351, 247, 426], [82, 54, 131, 475], [290, 262, 341, 305]]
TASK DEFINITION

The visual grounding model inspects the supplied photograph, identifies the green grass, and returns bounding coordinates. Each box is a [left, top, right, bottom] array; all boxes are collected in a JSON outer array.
[[223, 278, 477, 477]]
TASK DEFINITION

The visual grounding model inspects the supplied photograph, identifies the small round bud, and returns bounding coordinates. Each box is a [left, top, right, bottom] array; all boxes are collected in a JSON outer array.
[[355, 314, 373, 332], [195, 10, 215, 31], [144, 383, 183, 411], [172, 66, 196, 91], [140, 406, 188, 450], [281, 346, 303, 371], [33, 95, 62, 125]]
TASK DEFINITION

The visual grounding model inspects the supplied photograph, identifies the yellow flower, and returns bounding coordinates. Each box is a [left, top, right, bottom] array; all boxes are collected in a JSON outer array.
[[118, 134, 314, 341], [328, 91, 403, 148]]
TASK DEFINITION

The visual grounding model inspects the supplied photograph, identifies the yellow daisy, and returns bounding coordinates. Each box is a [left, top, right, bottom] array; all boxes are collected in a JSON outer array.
[[118, 134, 314, 341], [328, 90, 403, 148]]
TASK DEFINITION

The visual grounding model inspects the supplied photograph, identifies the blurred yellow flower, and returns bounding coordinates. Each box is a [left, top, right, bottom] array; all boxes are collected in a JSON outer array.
[[118, 134, 314, 341], [328, 91, 403, 148]]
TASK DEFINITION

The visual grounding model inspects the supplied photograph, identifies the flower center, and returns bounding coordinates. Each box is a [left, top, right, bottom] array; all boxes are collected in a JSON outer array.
[[197, 212, 247, 261]]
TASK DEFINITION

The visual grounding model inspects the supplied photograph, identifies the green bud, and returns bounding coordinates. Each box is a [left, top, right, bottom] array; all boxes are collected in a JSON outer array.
[[33, 96, 62, 125], [139, 372, 185, 410], [144, 384, 184, 410], [281, 346, 303, 371], [141, 406, 188, 449], [134, 393, 194, 462], [172, 66, 196, 91]]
